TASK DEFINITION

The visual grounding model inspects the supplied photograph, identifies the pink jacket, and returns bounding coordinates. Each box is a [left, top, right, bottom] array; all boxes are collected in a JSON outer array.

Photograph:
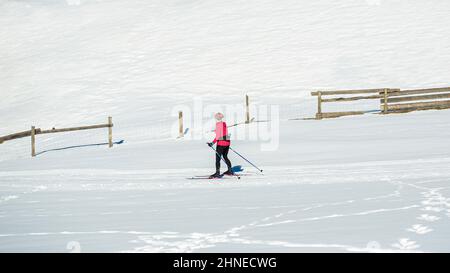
[[212, 121, 230, 147]]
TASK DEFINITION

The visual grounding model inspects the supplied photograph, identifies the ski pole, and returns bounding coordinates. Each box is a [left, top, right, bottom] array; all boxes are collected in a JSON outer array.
[[229, 147, 263, 174]]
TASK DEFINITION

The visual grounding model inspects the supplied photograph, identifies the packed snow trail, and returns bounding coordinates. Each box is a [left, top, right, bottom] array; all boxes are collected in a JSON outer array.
[[1, 154, 450, 252]]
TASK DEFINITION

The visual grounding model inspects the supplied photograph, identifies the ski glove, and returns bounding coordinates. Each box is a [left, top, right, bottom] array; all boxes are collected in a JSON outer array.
[[207, 142, 214, 147]]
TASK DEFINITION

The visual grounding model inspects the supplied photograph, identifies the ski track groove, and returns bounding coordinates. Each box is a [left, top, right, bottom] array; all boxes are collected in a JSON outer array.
[[1, 158, 450, 252]]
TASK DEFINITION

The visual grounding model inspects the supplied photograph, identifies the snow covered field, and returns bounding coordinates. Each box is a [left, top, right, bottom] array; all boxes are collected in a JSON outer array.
[[1, 0, 450, 252]]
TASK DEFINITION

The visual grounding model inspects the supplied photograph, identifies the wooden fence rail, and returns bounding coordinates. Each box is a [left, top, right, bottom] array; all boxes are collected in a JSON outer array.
[[0, 117, 114, 157], [312, 87, 450, 119], [380, 87, 450, 113], [0, 129, 42, 144]]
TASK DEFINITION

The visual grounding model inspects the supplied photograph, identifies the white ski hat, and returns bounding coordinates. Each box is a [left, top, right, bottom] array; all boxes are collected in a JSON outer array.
[[214, 112, 224, 121]]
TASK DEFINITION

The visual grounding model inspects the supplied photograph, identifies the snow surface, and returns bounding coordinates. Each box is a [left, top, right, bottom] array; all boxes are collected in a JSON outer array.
[[1, 0, 450, 252]]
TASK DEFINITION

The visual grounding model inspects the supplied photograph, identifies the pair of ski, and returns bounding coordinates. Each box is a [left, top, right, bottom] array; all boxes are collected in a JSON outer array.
[[189, 173, 241, 180], [188, 165, 243, 180]]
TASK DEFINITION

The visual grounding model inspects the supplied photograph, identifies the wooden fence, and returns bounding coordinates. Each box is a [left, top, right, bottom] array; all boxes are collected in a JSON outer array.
[[312, 87, 450, 119], [0, 117, 114, 157]]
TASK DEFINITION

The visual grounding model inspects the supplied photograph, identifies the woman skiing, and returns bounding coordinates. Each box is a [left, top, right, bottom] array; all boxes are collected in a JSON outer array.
[[207, 112, 233, 178]]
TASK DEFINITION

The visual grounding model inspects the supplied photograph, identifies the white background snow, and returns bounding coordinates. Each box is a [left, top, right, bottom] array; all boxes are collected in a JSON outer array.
[[1, 0, 450, 252]]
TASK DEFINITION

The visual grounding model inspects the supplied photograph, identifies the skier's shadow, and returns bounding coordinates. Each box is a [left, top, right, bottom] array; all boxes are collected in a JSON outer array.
[[35, 140, 125, 156]]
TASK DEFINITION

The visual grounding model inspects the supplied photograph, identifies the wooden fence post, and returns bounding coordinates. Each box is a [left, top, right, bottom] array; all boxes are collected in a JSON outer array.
[[383, 89, 389, 114], [316, 91, 323, 119], [31, 126, 36, 157], [245, 94, 250, 124], [108, 116, 113, 148], [179, 111, 184, 138]]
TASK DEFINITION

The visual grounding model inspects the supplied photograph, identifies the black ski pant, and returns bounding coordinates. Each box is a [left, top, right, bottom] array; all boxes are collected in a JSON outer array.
[[216, 145, 232, 173]]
